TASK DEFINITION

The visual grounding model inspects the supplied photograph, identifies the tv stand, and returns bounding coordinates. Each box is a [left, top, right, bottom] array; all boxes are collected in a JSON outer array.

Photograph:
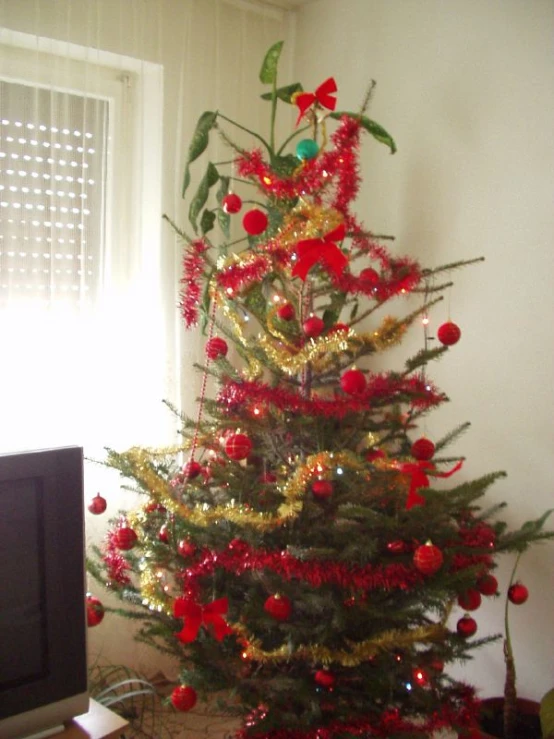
[[60, 700, 128, 739]]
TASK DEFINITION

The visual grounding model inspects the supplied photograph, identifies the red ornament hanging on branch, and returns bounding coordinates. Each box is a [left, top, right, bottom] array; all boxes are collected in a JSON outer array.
[[457, 614, 478, 638], [303, 315, 325, 339], [312, 479, 334, 500], [340, 368, 367, 396], [171, 685, 198, 712], [477, 573, 498, 596], [314, 669, 336, 688], [508, 582, 529, 604], [264, 594, 292, 621], [113, 522, 138, 551], [437, 321, 461, 346], [86, 594, 105, 627], [225, 433, 253, 461], [88, 493, 107, 515], [413, 542, 444, 575], [206, 337, 228, 360], [222, 193, 242, 214], [457, 589, 482, 611], [243, 208, 268, 236], [183, 460, 202, 479], [178, 539, 197, 558], [277, 303, 295, 321], [410, 437, 436, 461]]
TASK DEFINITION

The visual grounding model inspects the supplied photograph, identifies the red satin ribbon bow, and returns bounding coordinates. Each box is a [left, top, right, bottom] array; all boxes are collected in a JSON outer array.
[[295, 77, 338, 125], [398, 459, 464, 510], [292, 223, 348, 282], [174, 596, 233, 643]]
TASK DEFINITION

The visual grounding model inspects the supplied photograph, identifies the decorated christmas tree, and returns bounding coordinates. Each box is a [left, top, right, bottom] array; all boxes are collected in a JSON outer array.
[[88, 43, 553, 738]]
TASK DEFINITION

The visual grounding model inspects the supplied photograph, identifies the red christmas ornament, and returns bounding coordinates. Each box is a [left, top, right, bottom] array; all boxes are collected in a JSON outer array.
[[261, 471, 277, 483], [171, 685, 197, 712], [88, 493, 107, 515], [477, 573, 498, 596], [206, 337, 228, 360], [178, 539, 197, 558], [243, 208, 268, 235], [114, 524, 138, 551], [277, 303, 295, 321], [437, 321, 461, 346], [183, 460, 202, 479], [412, 667, 430, 687], [264, 594, 292, 621], [410, 437, 436, 461], [312, 479, 334, 500], [458, 589, 482, 611], [225, 432, 253, 461], [430, 658, 445, 673], [359, 267, 379, 286], [315, 669, 336, 688], [457, 614, 477, 638], [303, 315, 325, 338], [144, 501, 166, 514], [413, 542, 444, 575], [386, 540, 408, 555], [508, 582, 529, 605], [158, 524, 170, 543], [328, 322, 349, 334], [86, 594, 105, 627], [340, 368, 366, 396], [222, 193, 242, 214]]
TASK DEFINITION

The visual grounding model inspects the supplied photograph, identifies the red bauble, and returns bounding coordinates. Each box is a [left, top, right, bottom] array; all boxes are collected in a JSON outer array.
[[311, 479, 334, 500], [457, 614, 477, 638], [413, 542, 444, 575], [437, 321, 461, 346], [243, 208, 268, 235], [410, 437, 436, 461], [477, 573, 498, 596], [430, 658, 445, 673], [114, 524, 138, 551], [386, 540, 408, 555], [225, 433, 253, 461], [458, 588, 482, 611], [183, 460, 202, 479], [277, 303, 295, 321], [222, 193, 242, 214], [264, 594, 292, 621], [88, 493, 107, 515], [508, 582, 529, 605], [206, 337, 228, 360], [178, 539, 197, 558], [303, 315, 325, 339], [328, 322, 349, 334], [314, 669, 336, 688], [158, 524, 169, 543], [261, 471, 277, 483], [340, 368, 367, 396], [144, 501, 166, 514], [359, 267, 379, 286], [171, 685, 197, 712], [86, 594, 105, 627]]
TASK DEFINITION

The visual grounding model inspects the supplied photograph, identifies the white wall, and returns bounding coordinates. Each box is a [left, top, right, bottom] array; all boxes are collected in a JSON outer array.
[[294, 0, 554, 701]]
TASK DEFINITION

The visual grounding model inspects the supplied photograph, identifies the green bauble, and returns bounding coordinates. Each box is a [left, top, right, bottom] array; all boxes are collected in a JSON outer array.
[[296, 138, 319, 161]]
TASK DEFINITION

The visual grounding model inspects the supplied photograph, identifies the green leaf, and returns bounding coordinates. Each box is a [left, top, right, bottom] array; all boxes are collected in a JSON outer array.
[[200, 209, 216, 236], [259, 41, 283, 85], [216, 176, 231, 238], [261, 82, 303, 103], [189, 162, 220, 232], [200, 268, 215, 334], [182, 111, 218, 197], [329, 112, 397, 154], [349, 301, 359, 321], [521, 509, 554, 534], [541, 688, 554, 739]]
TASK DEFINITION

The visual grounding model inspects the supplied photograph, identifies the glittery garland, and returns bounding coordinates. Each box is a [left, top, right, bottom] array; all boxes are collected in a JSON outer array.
[[235, 621, 447, 667], [236, 685, 480, 739], [179, 238, 208, 329], [216, 252, 273, 295]]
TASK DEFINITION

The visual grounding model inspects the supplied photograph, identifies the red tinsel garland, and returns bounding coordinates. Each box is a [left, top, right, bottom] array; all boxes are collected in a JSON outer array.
[[235, 683, 480, 739], [217, 375, 445, 418], [102, 531, 132, 586], [179, 540, 423, 594], [180, 238, 208, 328], [217, 254, 273, 294]]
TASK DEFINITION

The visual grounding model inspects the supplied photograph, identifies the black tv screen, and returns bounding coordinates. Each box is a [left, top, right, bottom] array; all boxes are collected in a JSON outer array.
[[0, 447, 88, 738]]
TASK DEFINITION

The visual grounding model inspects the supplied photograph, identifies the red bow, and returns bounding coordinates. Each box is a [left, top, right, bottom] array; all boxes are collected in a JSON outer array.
[[397, 460, 464, 510], [292, 223, 348, 282], [174, 596, 233, 643], [295, 77, 338, 125]]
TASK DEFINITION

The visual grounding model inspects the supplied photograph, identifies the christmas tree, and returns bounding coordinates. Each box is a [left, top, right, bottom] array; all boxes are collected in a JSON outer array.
[[88, 42, 553, 738]]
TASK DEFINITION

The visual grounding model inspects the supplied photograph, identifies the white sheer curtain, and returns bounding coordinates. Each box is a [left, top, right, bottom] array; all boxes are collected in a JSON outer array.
[[0, 0, 294, 673]]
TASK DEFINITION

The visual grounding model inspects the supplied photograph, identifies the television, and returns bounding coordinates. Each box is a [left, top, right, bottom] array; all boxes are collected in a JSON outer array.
[[0, 446, 89, 739]]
